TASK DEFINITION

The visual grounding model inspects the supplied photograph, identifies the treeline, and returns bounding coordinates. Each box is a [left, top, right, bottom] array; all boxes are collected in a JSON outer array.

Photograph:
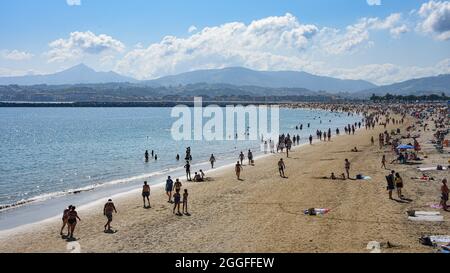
[[370, 93, 449, 102]]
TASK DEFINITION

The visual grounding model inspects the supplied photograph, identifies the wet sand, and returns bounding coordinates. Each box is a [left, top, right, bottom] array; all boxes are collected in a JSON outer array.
[[0, 114, 448, 253]]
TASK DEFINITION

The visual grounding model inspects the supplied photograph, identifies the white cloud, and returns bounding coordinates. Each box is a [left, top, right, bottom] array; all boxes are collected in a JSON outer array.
[[46, 31, 125, 62], [1, 50, 34, 61], [116, 13, 318, 79], [324, 58, 450, 85], [66, 0, 81, 6], [321, 13, 408, 54], [188, 25, 198, 33], [367, 0, 381, 6], [417, 0, 450, 40]]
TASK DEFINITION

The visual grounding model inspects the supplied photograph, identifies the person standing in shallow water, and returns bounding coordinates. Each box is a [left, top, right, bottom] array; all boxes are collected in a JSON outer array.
[[239, 151, 245, 165], [184, 161, 192, 181], [145, 150, 149, 162], [209, 154, 216, 169], [309, 135, 313, 145]]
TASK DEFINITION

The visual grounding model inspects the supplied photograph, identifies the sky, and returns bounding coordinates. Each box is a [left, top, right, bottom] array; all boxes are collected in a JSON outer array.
[[0, 0, 449, 85]]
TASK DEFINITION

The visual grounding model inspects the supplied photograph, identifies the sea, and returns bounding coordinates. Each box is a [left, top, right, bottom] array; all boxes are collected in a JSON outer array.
[[0, 107, 361, 230]]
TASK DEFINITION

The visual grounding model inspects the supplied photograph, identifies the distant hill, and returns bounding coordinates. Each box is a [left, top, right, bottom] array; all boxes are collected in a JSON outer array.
[[0, 64, 137, 85], [359, 74, 450, 98], [144, 67, 377, 93]]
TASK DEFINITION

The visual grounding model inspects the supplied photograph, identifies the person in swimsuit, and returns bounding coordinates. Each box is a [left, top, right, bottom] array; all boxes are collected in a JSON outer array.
[[248, 150, 253, 165], [210, 154, 216, 169], [142, 181, 151, 208], [60, 205, 73, 236], [381, 155, 387, 169], [278, 158, 286, 178], [239, 152, 245, 165], [309, 135, 313, 145], [103, 199, 117, 232], [441, 178, 449, 211], [166, 176, 174, 203], [344, 159, 351, 179], [199, 169, 205, 180], [386, 171, 395, 200], [145, 150, 149, 162], [173, 189, 182, 215], [67, 206, 81, 239], [182, 189, 189, 215], [173, 178, 182, 192], [235, 161, 243, 180], [184, 161, 192, 181], [395, 173, 404, 199]]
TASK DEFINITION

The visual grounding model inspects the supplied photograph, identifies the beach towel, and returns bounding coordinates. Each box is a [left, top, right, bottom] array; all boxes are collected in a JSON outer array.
[[429, 235, 450, 244], [414, 211, 441, 216], [304, 208, 330, 215], [408, 215, 444, 222], [418, 166, 447, 171]]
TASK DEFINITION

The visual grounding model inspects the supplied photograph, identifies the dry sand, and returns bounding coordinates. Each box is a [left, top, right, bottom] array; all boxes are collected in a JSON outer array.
[[0, 114, 448, 253]]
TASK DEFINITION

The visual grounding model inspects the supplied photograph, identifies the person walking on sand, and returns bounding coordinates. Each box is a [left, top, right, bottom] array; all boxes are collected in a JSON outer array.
[[165, 176, 174, 203], [239, 151, 245, 165], [344, 159, 351, 179], [174, 178, 182, 193], [173, 189, 182, 216], [184, 161, 192, 181], [209, 154, 216, 169], [142, 181, 151, 208], [395, 173, 404, 199], [386, 171, 395, 200], [278, 158, 286, 178], [103, 199, 117, 232], [67, 206, 81, 239], [182, 189, 189, 215], [381, 155, 387, 169], [235, 161, 243, 180], [441, 178, 449, 211], [60, 205, 72, 236]]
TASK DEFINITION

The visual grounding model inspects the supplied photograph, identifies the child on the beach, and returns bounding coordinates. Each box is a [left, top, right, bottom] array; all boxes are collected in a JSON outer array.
[[173, 189, 181, 215], [182, 189, 189, 215]]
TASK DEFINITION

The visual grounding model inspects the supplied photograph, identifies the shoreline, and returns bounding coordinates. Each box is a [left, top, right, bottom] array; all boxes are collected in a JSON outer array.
[[0, 107, 362, 231]]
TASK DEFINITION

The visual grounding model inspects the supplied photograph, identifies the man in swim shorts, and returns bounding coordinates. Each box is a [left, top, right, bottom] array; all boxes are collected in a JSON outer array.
[[278, 158, 286, 178], [166, 176, 174, 203], [142, 181, 151, 208], [103, 199, 117, 232]]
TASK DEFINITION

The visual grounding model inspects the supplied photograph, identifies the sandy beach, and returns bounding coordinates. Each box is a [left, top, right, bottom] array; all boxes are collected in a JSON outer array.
[[0, 112, 448, 253]]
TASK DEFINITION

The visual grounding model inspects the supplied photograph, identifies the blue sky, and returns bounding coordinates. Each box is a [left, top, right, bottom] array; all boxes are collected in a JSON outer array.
[[0, 0, 449, 85]]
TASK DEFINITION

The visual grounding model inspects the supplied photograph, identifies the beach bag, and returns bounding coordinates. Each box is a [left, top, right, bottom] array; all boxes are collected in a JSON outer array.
[[356, 174, 363, 180], [437, 165, 443, 170]]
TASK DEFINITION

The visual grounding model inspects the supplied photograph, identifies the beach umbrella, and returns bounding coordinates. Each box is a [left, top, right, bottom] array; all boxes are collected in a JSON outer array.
[[396, 144, 414, 150]]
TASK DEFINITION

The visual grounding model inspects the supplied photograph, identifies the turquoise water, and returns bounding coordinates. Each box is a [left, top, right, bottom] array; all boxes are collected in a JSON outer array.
[[0, 107, 361, 212]]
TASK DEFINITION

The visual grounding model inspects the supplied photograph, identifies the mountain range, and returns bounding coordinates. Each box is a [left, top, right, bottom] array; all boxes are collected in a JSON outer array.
[[0, 64, 449, 98]]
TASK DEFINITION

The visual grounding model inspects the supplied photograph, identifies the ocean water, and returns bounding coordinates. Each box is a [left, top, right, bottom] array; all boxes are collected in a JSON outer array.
[[0, 107, 361, 228]]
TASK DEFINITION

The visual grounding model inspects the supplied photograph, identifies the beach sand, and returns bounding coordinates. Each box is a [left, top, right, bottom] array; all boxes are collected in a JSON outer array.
[[0, 114, 448, 253]]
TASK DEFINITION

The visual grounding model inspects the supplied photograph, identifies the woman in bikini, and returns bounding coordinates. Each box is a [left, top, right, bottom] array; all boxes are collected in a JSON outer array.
[[67, 206, 81, 239]]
